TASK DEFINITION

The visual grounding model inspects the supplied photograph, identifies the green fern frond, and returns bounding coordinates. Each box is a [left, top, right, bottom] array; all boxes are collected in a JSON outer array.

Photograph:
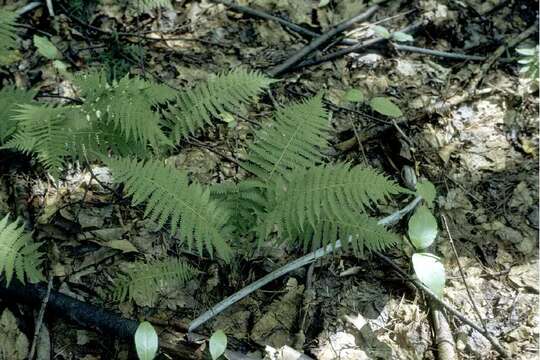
[[263, 164, 406, 253], [73, 70, 176, 146], [0, 10, 19, 65], [211, 180, 268, 233], [0, 214, 44, 285], [0, 86, 36, 144], [166, 69, 274, 142], [4, 104, 71, 173], [294, 213, 400, 254], [243, 94, 330, 184], [105, 157, 233, 260], [112, 258, 196, 303]]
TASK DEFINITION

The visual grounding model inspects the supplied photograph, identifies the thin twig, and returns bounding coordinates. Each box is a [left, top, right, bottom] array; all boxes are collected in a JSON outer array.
[[374, 251, 511, 359], [45, 0, 55, 17], [16, 1, 42, 16], [188, 196, 422, 332], [467, 22, 538, 93], [393, 44, 514, 62], [28, 275, 53, 360], [294, 22, 422, 69], [211, 0, 357, 46], [269, 5, 379, 76], [442, 216, 488, 328]]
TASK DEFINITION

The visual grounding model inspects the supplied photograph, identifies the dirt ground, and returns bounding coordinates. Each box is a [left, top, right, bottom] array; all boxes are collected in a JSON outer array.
[[0, 0, 538, 359]]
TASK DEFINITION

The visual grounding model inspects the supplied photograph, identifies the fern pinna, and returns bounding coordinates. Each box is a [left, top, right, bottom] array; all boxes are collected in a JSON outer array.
[[105, 157, 233, 260], [0, 9, 19, 65], [0, 214, 44, 285]]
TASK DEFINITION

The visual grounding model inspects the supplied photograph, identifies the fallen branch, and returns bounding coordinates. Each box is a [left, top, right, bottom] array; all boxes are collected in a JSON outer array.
[[0, 280, 201, 359], [268, 5, 379, 76], [374, 252, 511, 359], [188, 196, 422, 332]]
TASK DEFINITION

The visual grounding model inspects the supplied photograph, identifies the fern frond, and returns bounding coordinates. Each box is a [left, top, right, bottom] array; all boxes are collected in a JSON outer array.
[[112, 258, 196, 303], [0, 214, 44, 285], [294, 213, 400, 255], [4, 104, 71, 173], [263, 164, 406, 253], [0, 10, 19, 65], [73, 70, 176, 146], [166, 69, 274, 142], [0, 86, 36, 144], [243, 95, 330, 184], [105, 157, 233, 260], [211, 180, 268, 233]]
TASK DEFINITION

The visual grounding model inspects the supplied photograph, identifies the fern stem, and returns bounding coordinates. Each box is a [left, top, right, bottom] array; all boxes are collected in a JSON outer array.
[[187, 196, 422, 332]]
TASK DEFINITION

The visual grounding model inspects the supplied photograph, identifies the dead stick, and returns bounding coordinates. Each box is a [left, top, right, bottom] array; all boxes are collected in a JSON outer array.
[[374, 251, 511, 359], [268, 5, 379, 76], [467, 22, 538, 93], [188, 196, 422, 332], [28, 275, 53, 360]]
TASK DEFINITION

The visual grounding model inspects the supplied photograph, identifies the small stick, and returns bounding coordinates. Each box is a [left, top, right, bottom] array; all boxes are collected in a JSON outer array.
[[16, 2, 42, 16], [211, 0, 357, 46], [442, 216, 488, 329], [467, 22, 538, 93], [393, 44, 514, 62], [294, 22, 422, 69], [188, 196, 422, 332], [374, 251, 511, 359], [46, 0, 55, 17], [268, 5, 379, 76], [28, 275, 53, 360]]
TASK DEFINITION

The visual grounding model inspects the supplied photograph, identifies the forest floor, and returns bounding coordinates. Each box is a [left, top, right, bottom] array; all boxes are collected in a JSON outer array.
[[0, 0, 538, 359]]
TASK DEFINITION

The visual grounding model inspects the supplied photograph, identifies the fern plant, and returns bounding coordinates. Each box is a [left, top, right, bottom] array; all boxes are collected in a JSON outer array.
[[112, 258, 197, 303], [0, 214, 44, 285], [0, 9, 19, 65]]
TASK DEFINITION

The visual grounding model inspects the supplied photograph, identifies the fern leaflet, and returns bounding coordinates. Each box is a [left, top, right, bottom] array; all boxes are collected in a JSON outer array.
[[165, 68, 274, 142], [112, 258, 196, 304], [243, 94, 330, 184], [0, 214, 44, 285], [0, 10, 18, 65], [105, 157, 233, 260], [0, 86, 36, 144]]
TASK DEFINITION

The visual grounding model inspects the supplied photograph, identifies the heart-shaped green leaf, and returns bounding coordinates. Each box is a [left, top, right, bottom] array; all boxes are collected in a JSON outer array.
[[33, 35, 62, 60], [343, 89, 364, 103], [135, 321, 158, 360], [209, 330, 227, 360], [412, 253, 445, 297], [372, 25, 391, 39], [416, 180, 436, 208], [370, 97, 403, 118], [392, 31, 414, 42], [408, 205, 438, 249]]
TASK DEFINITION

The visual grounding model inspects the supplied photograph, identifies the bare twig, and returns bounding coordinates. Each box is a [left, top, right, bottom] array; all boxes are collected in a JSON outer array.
[[442, 216, 488, 329], [268, 5, 379, 76], [28, 275, 53, 360], [430, 302, 457, 360], [467, 22, 538, 93], [188, 196, 422, 332], [16, 2, 42, 16], [393, 44, 514, 62], [45, 0, 55, 17], [374, 251, 511, 358]]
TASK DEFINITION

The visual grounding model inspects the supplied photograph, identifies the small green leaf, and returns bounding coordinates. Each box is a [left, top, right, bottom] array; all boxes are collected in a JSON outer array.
[[135, 321, 158, 360], [516, 48, 535, 56], [33, 35, 62, 60], [220, 112, 235, 123], [372, 25, 391, 39], [369, 97, 403, 118], [392, 31, 414, 42], [343, 89, 364, 103], [318, 0, 330, 7], [408, 205, 438, 249], [412, 253, 445, 297], [209, 330, 227, 360], [416, 180, 436, 207]]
